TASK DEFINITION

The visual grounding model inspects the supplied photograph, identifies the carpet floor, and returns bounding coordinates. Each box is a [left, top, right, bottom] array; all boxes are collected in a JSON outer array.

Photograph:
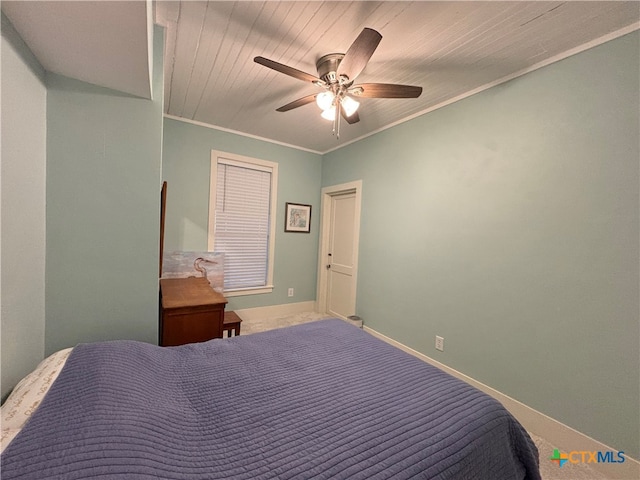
[[235, 311, 610, 480]]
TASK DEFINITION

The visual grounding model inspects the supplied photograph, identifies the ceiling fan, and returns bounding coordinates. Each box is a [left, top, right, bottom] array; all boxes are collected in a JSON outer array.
[[254, 28, 422, 137]]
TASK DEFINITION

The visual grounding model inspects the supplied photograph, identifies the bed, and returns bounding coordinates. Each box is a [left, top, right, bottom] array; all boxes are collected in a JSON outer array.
[[1, 319, 540, 479]]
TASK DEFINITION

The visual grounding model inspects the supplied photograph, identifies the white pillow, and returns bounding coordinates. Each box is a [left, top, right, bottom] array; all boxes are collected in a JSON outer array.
[[1, 347, 73, 454]]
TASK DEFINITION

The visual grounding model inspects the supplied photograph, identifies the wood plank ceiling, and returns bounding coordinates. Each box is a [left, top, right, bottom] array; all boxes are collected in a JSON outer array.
[[156, 1, 639, 153]]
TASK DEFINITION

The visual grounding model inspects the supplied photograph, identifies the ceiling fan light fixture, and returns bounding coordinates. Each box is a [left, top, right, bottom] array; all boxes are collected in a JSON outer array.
[[341, 95, 360, 117], [316, 91, 335, 111], [321, 106, 336, 121]]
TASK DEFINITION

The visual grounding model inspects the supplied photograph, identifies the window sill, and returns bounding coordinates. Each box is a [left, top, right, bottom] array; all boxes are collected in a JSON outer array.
[[223, 285, 274, 297]]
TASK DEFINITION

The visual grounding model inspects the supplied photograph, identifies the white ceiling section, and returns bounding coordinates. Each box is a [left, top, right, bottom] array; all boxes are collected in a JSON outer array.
[[2, 0, 153, 99], [157, 1, 639, 153], [2, 2, 638, 152]]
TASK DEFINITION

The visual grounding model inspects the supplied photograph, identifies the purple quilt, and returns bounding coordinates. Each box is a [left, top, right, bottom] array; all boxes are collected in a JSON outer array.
[[1, 319, 540, 479]]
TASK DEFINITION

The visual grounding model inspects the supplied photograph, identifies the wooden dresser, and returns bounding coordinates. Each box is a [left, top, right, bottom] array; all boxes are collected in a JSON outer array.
[[159, 277, 227, 346]]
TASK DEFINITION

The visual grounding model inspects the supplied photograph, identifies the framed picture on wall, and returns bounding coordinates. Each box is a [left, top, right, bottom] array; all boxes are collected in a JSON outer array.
[[285, 202, 312, 233]]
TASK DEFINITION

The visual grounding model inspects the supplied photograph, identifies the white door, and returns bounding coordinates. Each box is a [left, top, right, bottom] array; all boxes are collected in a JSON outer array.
[[326, 192, 356, 318], [318, 181, 361, 319]]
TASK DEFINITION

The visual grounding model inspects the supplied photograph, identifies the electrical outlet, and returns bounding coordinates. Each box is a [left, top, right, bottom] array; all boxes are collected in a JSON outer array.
[[435, 336, 444, 352], [287, 288, 294, 297]]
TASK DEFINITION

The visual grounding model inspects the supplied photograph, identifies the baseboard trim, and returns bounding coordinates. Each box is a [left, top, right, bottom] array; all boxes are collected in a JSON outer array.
[[233, 301, 316, 321], [364, 325, 640, 479]]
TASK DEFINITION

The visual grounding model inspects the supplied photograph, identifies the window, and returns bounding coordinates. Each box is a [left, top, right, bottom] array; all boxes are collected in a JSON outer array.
[[208, 151, 277, 296]]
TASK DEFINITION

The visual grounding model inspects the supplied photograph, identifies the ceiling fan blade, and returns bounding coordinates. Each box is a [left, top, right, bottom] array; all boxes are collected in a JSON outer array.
[[351, 83, 422, 98], [276, 94, 318, 112], [254, 56, 321, 84], [341, 107, 360, 124], [337, 28, 382, 82]]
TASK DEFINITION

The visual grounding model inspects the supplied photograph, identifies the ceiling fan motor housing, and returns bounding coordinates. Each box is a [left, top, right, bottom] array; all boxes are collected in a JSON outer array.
[[316, 53, 347, 85]]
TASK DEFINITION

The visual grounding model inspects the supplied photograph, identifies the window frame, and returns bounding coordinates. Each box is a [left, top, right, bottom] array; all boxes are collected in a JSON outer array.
[[208, 150, 278, 297]]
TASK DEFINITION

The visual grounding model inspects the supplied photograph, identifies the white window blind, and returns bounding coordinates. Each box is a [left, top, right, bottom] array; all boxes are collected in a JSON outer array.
[[211, 155, 276, 292]]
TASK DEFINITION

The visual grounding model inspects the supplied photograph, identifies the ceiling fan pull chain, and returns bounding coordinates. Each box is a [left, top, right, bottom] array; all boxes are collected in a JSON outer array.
[[332, 104, 337, 136]]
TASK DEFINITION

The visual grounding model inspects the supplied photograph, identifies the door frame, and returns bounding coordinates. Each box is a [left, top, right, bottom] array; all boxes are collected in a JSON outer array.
[[316, 180, 363, 318]]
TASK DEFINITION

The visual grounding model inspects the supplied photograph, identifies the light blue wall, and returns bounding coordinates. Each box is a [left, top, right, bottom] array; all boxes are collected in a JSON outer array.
[[323, 32, 639, 457], [44, 26, 164, 355], [0, 14, 47, 399], [162, 118, 322, 311]]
